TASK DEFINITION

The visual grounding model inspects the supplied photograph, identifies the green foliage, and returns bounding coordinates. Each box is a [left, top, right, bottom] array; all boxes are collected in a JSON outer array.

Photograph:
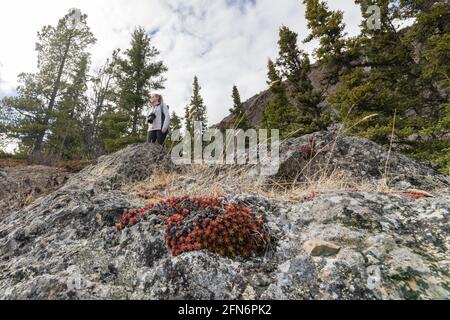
[[229, 85, 250, 130], [0, 9, 96, 160], [261, 60, 295, 139], [318, 0, 450, 173], [165, 112, 182, 147], [185, 76, 208, 135], [170, 112, 182, 132], [97, 110, 143, 153], [303, 0, 349, 86], [47, 55, 90, 159], [262, 26, 331, 140], [115, 26, 167, 137]]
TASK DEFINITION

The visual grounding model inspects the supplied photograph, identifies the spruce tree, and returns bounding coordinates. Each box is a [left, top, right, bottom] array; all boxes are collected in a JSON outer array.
[[166, 112, 182, 147], [303, 0, 352, 86], [170, 112, 182, 132], [184, 104, 192, 135], [403, 0, 450, 172], [115, 26, 167, 139], [229, 85, 249, 130], [261, 60, 296, 140], [185, 76, 208, 135], [264, 26, 330, 137], [327, 0, 449, 172], [97, 108, 131, 153], [49, 55, 90, 159]]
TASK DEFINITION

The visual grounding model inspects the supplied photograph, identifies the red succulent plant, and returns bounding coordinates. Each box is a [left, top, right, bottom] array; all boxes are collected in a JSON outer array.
[[116, 195, 270, 258]]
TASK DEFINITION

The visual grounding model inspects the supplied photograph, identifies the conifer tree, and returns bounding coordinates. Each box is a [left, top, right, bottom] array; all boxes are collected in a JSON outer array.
[[84, 51, 119, 157], [261, 60, 296, 139], [166, 112, 182, 147], [184, 104, 192, 135], [115, 26, 167, 140], [402, 0, 450, 172], [326, 0, 449, 172], [170, 112, 182, 132], [185, 76, 208, 135], [229, 85, 249, 130], [97, 108, 131, 153], [0, 9, 96, 159], [49, 55, 90, 159], [303, 0, 352, 86], [262, 26, 330, 138]]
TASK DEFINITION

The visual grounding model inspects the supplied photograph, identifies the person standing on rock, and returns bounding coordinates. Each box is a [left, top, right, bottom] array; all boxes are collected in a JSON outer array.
[[147, 94, 170, 145]]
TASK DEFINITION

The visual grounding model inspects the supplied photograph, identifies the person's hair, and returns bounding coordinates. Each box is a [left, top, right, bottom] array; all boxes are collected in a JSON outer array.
[[151, 94, 163, 104]]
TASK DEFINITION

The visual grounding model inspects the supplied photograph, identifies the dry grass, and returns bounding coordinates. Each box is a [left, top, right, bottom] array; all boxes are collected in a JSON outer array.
[[123, 111, 435, 204], [0, 158, 30, 168], [122, 161, 391, 206]]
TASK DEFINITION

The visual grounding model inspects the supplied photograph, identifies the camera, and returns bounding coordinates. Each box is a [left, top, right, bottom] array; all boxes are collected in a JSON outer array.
[[147, 113, 156, 124]]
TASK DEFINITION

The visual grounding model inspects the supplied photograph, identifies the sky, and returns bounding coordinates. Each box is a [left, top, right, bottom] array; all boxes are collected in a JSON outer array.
[[0, 0, 363, 132]]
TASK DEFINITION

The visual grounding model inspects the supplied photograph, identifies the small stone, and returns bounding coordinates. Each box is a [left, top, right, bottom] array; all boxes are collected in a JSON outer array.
[[303, 240, 341, 257], [242, 285, 256, 299]]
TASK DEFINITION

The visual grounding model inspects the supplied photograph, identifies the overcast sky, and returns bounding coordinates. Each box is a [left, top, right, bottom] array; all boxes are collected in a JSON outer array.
[[0, 0, 362, 127]]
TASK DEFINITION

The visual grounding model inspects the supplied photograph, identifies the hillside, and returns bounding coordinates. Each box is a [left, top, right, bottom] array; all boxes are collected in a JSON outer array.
[[1, 132, 449, 300], [216, 66, 338, 130]]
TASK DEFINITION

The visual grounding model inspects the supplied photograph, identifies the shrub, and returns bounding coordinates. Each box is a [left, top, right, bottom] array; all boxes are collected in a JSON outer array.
[[116, 196, 270, 258]]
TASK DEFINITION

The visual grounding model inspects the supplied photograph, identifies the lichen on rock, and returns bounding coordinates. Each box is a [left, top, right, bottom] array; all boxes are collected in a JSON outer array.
[[0, 136, 449, 300]]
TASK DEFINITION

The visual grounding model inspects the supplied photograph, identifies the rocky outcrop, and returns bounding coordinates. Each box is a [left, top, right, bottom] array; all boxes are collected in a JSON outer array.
[[0, 166, 70, 219], [0, 138, 449, 300], [217, 89, 272, 130], [64, 143, 174, 192], [276, 131, 450, 191]]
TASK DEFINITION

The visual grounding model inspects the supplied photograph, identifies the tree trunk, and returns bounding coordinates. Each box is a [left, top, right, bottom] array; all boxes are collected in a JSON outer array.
[[32, 33, 74, 159], [58, 109, 76, 160], [88, 74, 112, 157], [132, 104, 139, 136]]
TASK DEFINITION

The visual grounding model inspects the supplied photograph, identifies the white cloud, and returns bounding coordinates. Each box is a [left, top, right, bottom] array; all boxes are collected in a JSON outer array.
[[0, 0, 362, 125]]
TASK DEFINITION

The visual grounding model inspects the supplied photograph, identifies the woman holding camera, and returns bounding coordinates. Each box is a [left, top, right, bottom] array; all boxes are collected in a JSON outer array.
[[147, 94, 170, 145]]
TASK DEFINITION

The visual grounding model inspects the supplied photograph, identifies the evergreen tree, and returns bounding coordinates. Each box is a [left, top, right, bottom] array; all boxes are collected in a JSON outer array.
[[262, 26, 330, 138], [170, 112, 182, 132], [166, 112, 182, 147], [97, 108, 131, 153], [184, 104, 192, 135], [261, 60, 297, 140], [0, 9, 96, 159], [115, 26, 167, 140], [229, 85, 249, 130], [49, 55, 90, 159], [403, 0, 450, 172], [185, 76, 208, 135], [303, 0, 352, 86], [327, 0, 449, 172], [84, 51, 119, 157]]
